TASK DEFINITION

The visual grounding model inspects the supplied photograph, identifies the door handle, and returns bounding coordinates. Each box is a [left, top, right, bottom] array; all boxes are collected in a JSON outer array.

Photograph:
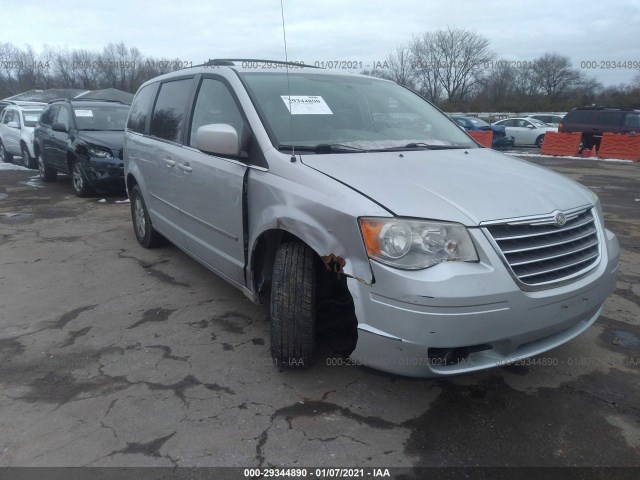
[[178, 163, 192, 173], [164, 158, 176, 167]]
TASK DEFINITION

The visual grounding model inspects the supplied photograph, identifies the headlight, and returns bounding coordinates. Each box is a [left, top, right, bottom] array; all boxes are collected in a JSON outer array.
[[87, 146, 113, 158], [359, 218, 479, 270]]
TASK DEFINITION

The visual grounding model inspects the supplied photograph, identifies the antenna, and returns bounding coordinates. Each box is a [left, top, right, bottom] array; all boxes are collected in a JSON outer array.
[[280, 0, 296, 161]]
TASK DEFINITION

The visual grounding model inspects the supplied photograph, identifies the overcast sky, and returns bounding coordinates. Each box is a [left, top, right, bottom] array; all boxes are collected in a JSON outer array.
[[6, 0, 640, 86]]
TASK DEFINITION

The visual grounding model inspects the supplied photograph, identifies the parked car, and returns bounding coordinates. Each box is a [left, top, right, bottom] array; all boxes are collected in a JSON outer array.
[[0, 104, 45, 168], [33, 99, 130, 196], [450, 115, 514, 149], [492, 117, 557, 147], [0, 100, 46, 119], [558, 106, 640, 149], [526, 114, 565, 128], [124, 60, 618, 377]]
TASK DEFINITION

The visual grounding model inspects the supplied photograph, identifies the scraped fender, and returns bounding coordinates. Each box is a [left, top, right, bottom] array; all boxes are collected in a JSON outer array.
[[247, 206, 374, 288]]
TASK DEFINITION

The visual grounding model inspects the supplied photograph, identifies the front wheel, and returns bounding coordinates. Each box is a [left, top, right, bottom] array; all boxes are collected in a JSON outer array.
[[71, 160, 93, 197], [21, 144, 36, 169], [535, 135, 545, 148], [130, 184, 165, 248], [270, 242, 317, 369], [0, 141, 13, 163], [38, 153, 57, 182]]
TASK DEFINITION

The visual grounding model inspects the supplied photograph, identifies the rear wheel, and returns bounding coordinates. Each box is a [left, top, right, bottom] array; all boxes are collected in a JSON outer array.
[[38, 153, 57, 182], [21, 144, 35, 169], [130, 184, 165, 248], [71, 160, 93, 197], [270, 242, 317, 369], [0, 141, 13, 163], [535, 135, 545, 148]]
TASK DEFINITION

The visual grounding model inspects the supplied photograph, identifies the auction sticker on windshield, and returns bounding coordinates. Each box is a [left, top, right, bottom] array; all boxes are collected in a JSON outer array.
[[24, 115, 39, 122], [281, 95, 333, 115], [74, 109, 94, 117]]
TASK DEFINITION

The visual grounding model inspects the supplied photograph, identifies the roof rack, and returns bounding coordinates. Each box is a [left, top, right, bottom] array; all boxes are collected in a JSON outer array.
[[47, 98, 128, 105], [202, 58, 321, 69], [0, 100, 47, 106]]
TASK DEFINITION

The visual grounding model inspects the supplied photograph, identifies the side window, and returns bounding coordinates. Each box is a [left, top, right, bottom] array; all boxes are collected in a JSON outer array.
[[189, 78, 245, 149], [150, 78, 193, 143], [567, 110, 593, 124], [2, 110, 14, 124], [55, 106, 71, 130], [501, 119, 514, 127], [596, 112, 623, 126], [39, 106, 52, 125], [623, 113, 640, 128], [127, 83, 157, 134]]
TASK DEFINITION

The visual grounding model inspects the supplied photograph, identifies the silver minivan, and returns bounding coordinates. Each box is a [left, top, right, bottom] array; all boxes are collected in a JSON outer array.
[[123, 60, 619, 377]]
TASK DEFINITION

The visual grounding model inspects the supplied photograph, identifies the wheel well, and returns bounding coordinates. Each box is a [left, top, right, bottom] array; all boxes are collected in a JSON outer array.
[[126, 173, 138, 194], [252, 229, 358, 356], [66, 151, 81, 172]]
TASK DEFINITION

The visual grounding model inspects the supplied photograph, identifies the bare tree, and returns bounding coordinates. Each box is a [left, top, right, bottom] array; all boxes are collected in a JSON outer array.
[[483, 60, 517, 108], [532, 53, 581, 98], [410, 33, 442, 102], [433, 27, 493, 104], [384, 44, 415, 89], [410, 28, 493, 106]]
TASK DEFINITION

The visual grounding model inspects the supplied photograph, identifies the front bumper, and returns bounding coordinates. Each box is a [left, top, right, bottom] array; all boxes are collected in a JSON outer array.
[[85, 157, 125, 186], [493, 136, 515, 149], [347, 227, 619, 377]]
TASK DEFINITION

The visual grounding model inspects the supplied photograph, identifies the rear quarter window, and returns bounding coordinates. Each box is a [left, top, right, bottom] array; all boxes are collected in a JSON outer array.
[[127, 83, 158, 134], [150, 78, 194, 142], [623, 113, 640, 128]]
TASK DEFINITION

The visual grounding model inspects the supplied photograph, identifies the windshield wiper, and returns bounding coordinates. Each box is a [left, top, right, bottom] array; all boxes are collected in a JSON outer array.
[[403, 142, 469, 150], [278, 143, 367, 153]]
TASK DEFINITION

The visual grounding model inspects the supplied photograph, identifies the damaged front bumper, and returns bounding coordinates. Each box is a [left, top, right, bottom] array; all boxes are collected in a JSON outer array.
[[84, 157, 125, 187], [347, 227, 619, 377]]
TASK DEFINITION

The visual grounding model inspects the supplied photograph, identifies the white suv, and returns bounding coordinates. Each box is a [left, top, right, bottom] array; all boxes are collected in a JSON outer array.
[[0, 103, 46, 168]]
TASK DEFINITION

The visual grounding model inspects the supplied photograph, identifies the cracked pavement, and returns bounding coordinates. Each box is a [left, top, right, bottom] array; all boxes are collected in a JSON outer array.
[[0, 157, 639, 468]]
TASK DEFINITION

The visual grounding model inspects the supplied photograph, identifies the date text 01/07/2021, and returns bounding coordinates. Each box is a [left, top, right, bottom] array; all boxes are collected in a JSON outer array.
[[243, 467, 391, 477]]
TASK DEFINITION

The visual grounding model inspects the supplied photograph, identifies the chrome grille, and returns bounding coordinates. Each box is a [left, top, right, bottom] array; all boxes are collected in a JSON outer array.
[[485, 208, 600, 287]]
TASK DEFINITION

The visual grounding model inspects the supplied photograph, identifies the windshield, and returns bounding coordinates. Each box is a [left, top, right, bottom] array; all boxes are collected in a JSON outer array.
[[239, 72, 476, 152], [22, 109, 43, 127], [73, 105, 129, 131], [469, 118, 490, 127]]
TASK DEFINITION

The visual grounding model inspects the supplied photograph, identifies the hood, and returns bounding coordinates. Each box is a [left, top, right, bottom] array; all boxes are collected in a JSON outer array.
[[300, 148, 593, 225], [76, 130, 125, 151]]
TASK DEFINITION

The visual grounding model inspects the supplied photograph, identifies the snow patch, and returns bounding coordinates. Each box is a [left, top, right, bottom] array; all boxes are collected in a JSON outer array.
[[0, 162, 30, 171]]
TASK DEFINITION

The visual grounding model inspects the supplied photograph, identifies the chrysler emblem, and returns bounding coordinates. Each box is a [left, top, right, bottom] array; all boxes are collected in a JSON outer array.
[[555, 211, 566, 226]]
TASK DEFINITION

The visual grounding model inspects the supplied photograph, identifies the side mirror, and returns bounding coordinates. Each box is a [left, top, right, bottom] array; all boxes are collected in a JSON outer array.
[[526, 125, 535, 129], [196, 124, 239, 156], [7, 121, 20, 129], [52, 122, 68, 133]]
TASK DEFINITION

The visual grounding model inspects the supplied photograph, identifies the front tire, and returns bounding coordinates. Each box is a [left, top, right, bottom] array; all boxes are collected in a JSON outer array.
[[0, 141, 13, 163], [535, 135, 545, 148], [21, 144, 36, 169], [71, 160, 93, 197], [38, 153, 57, 182], [130, 184, 165, 248], [270, 242, 317, 369]]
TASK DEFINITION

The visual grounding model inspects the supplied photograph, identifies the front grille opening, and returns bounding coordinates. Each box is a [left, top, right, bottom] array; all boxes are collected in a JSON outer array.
[[429, 344, 492, 366], [486, 209, 600, 287]]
